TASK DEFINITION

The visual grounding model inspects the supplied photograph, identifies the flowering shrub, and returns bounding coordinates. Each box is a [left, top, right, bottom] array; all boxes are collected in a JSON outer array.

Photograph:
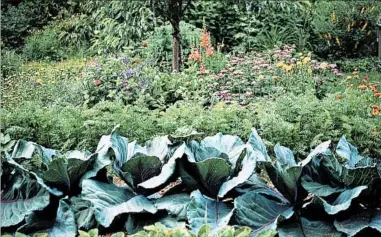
[[312, 1, 381, 58], [82, 54, 156, 107], [344, 71, 381, 116], [202, 45, 343, 104], [187, 24, 227, 74]]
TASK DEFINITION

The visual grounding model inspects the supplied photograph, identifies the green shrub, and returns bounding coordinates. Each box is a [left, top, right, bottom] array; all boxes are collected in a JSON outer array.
[[335, 57, 381, 72], [88, 1, 158, 53], [234, 1, 313, 52], [186, 0, 242, 49], [311, 1, 381, 59], [3, 90, 380, 158], [23, 28, 65, 61], [257, 89, 381, 158], [1, 50, 24, 78], [1, 0, 69, 49]]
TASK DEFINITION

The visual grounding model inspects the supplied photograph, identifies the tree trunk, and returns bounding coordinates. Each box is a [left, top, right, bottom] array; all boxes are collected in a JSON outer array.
[[172, 20, 180, 72]]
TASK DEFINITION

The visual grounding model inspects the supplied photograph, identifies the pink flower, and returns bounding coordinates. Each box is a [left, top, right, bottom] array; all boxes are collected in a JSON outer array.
[[94, 80, 102, 86], [122, 82, 128, 87]]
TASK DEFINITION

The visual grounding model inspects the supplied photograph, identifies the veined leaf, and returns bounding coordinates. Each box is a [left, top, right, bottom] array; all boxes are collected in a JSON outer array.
[[1, 176, 50, 227], [81, 180, 157, 227], [278, 217, 342, 237], [153, 193, 190, 220], [17, 199, 77, 237], [187, 190, 234, 233], [234, 189, 294, 236], [314, 186, 367, 215], [247, 128, 270, 162], [334, 211, 381, 236]]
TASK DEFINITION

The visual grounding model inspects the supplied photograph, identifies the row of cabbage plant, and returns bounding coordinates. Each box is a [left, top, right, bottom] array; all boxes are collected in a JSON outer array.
[[1, 126, 380, 236]]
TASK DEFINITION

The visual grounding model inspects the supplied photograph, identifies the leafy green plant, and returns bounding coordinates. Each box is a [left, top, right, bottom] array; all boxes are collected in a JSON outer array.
[[0, 50, 24, 78], [1, 0, 67, 49], [144, 21, 202, 71], [22, 28, 65, 61], [88, 1, 158, 53], [0, 133, 15, 154], [311, 1, 381, 59], [1, 126, 381, 236], [335, 57, 381, 73]]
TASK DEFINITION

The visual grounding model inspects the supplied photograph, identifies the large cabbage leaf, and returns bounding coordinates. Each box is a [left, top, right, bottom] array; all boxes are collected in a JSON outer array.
[[70, 196, 96, 230], [8, 140, 108, 195], [278, 217, 343, 237], [234, 189, 294, 236], [81, 179, 157, 227], [1, 174, 50, 227], [302, 138, 378, 215], [97, 127, 185, 193], [187, 190, 234, 233], [17, 199, 77, 237], [180, 132, 258, 198], [334, 211, 381, 236], [153, 193, 191, 220]]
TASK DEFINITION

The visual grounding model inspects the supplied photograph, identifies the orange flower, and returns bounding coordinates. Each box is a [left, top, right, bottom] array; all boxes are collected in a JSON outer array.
[[371, 107, 381, 116], [142, 41, 148, 47], [358, 85, 367, 90], [336, 95, 342, 100], [363, 75, 369, 81], [200, 64, 206, 74], [206, 46, 214, 57], [200, 25, 210, 48], [189, 49, 201, 62], [135, 58, 141, 63], [374, 92, 381, 98]]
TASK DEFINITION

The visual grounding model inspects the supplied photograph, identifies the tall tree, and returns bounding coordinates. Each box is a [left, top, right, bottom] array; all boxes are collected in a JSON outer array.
[[148, 0, 192, 72]]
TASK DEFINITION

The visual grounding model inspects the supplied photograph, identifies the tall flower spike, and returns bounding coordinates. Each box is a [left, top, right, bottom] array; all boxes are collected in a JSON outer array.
[[200, 24, 210, 49]]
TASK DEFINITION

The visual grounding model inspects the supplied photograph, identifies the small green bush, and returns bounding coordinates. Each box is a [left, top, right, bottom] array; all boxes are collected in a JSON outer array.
[[335, 57, 381, 72], [23, 28, 64, 61], [1, 50, 24, 78]]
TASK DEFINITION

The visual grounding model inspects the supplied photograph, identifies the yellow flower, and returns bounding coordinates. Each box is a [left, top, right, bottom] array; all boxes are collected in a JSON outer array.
[[352, 71, 358, 75], [35, 79, 42, 84], [320, 62, 328, 70], [346, 76, 353, 80], [308, 68, 313, 74], [302, 57, 310, 65], [258, 74, 264, 80], [276, 61, 284, 68], [298, 52, 303, 57], [283, 65, 293, 72], [335, 37, 341, 46]]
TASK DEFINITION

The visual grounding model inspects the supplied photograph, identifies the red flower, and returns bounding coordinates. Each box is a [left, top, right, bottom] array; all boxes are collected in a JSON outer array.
[[94, 80, 102, 86]]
